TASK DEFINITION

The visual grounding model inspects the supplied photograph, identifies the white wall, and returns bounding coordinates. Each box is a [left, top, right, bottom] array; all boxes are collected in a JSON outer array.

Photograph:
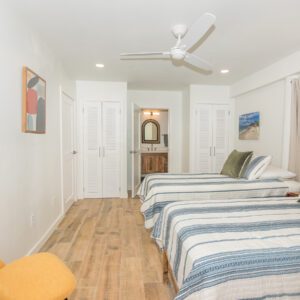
[[234, 80, 286, 166], [0, 3, 75, 262], [127, 89, 183, 189], [231, 50, 300, 169], [189, 85, 233, 170], [76, 81, 128, 198], [231, 51, 300, 97], [182, 88, 190, 172]]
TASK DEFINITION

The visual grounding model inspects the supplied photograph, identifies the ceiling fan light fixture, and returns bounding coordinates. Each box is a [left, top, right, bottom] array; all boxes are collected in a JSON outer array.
[[171, 48, 185, 60]]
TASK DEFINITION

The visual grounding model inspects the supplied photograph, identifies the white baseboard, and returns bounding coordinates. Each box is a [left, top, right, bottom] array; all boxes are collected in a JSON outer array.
[[27, 213, 64, 255], [121, 191, 129, 198]]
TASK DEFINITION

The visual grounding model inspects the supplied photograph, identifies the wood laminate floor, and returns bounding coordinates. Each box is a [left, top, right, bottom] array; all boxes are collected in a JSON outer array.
[[41, 198, 175, 300]]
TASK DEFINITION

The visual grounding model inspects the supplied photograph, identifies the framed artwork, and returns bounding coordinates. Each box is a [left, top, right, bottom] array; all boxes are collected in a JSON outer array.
[[239, 112, 260, 140], [22, 67, 46, 133]]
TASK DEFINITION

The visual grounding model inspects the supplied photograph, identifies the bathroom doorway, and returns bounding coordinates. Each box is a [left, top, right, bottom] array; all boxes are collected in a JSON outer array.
[[140, 109, 169, 181]]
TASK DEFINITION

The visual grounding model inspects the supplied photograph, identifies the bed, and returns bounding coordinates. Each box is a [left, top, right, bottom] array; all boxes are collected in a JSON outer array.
[[152, 197, 300, 300], [140, 174, 289, 228], [138, 173, 229, 199]]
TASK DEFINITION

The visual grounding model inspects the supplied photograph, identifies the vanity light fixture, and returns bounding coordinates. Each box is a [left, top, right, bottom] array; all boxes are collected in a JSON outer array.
[[143, 111, 160, 116]]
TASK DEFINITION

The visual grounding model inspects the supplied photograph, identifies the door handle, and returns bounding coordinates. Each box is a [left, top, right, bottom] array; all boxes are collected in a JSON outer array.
[[213, 147, 216, 156], [72, 150, 77, 155], [130, 150, 140, 154]]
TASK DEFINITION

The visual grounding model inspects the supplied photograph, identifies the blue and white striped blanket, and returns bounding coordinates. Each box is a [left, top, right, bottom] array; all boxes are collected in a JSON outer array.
[[152, 197, 300, 300], [140, 175, 289, 228], [138, 173, 228, 199]]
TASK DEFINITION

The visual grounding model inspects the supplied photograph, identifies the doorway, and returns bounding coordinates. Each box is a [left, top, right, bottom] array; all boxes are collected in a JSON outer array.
[[131, 107, 169, 197]]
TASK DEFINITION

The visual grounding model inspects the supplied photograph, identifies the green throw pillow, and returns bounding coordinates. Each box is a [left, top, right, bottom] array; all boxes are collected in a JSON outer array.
[[221, 150, 253, 178]]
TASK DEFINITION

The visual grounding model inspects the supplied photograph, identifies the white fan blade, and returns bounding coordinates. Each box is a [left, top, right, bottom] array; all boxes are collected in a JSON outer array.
[[120, 51, 169, 57], [184, 53, 212, 71], [182, 13, 216, 51]]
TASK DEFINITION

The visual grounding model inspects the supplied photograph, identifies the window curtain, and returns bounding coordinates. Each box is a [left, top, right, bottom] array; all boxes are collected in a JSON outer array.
[[288, 78, 300, 179]]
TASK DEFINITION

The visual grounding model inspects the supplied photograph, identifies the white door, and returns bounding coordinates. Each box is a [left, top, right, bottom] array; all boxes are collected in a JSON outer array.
[[84, 103, 102, 198], [212, 105, 229, 172], [61, 91, 76, 211], [102, 102, 121, 198], [131, 103, 141, 197], [83, 102, 121, 198], [193, 104, 213, 172]]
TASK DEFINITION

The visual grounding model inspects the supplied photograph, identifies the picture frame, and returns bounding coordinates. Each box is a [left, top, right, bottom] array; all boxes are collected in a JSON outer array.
[[239, 111, 260, 140], [22, 66, 46, 133]]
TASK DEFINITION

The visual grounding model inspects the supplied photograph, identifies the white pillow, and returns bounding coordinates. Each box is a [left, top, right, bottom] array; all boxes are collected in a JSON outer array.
[[260, 165, 296, 180], [243, 155, 272, 180]]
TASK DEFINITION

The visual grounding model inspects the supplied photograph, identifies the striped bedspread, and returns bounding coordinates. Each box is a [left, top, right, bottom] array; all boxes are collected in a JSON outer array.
[[138, 173, 229, 199], [141, 176, 289, 228], [152, 197, 300, 300]]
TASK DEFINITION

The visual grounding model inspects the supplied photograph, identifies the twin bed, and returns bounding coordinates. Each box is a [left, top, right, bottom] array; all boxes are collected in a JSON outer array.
[[137, 170, 300, 299], [139, 173, 290, 228], [153, 197, 300, 300]]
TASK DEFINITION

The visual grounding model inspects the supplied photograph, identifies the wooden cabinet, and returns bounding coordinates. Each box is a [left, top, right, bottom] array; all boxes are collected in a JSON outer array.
[[142, 153, 168, 174]]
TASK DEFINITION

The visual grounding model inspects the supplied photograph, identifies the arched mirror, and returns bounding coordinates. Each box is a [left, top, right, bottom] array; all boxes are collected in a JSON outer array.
[[142, 119, 160, 144]]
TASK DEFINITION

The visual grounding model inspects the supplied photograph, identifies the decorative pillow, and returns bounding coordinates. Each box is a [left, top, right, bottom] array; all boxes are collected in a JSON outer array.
[[242, 155, 272, 180], [220, 150, 253, 178], [260, 165, 296, 180]]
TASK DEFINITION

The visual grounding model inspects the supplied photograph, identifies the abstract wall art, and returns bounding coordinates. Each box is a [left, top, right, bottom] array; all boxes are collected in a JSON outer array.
[[22, 67, 46, 133], [239, 112, 260, 140]]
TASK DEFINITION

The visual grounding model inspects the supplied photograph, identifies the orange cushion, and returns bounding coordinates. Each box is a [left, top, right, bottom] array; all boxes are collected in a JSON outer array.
[[0, 260, 5, 269], [0, 253, 76, 300]]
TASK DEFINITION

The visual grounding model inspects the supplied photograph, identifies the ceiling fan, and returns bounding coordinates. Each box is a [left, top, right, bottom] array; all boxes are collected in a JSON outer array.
[[120, 13, 216, 71]]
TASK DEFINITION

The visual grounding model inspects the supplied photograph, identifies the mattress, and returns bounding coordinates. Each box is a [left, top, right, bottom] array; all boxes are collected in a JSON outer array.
[[152, 197, 300, 300], [284, 180, 300, 193]]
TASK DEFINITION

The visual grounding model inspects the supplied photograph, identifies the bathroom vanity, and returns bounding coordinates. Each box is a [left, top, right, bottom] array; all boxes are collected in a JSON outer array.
[[141, 152, 168, 174]]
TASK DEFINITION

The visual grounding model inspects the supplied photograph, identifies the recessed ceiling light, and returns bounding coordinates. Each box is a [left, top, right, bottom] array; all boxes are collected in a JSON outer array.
[[220, 69, 229, 74], [96, 63, 104, 68]]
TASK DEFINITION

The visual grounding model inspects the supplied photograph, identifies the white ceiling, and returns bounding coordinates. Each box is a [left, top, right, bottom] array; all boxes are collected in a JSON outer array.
[[8, 0, 300, 89]]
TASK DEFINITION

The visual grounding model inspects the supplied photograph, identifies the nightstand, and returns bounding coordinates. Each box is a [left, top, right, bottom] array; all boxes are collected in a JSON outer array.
[[287, 192, 300, 197]]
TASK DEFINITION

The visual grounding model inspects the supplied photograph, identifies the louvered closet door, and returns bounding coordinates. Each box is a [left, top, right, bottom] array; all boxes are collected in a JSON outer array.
[[84, 103, 102, 198], [212, 105, 229, 172], [102, 102, 121, 197], [193, 104, 213, 172]]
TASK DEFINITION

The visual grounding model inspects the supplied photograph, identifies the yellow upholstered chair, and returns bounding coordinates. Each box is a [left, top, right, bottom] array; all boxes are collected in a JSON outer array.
[[0, 252, 76, 300], [0, 259, 5, 269]]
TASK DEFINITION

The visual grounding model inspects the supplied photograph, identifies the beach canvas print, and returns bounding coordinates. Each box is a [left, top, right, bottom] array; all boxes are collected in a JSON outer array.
[[22, 67, 46, 133], [239, 112, 260, 140]]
